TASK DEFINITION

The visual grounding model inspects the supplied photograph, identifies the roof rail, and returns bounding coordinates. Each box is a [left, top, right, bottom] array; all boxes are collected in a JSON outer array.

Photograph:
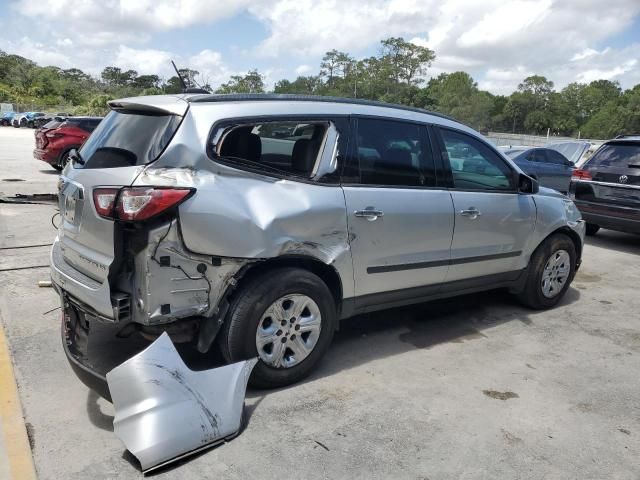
[[187, 93, 457, 122], [614, 134, 640, 139]]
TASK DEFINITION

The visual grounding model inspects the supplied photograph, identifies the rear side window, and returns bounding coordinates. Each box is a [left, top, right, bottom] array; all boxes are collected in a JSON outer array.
[[213, 120, 329, 177], [77, 111, 181, 169], [587, 143, 640, 170], [440, 128, 513, 191], [352, 118, 436, 187]]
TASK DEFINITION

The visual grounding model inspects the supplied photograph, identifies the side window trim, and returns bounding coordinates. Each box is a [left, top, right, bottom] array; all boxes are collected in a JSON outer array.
[[434, 125, 518, 193]]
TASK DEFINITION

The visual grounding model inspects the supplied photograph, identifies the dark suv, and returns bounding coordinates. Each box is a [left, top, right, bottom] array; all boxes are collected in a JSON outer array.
[[569, 135, 640, 235]]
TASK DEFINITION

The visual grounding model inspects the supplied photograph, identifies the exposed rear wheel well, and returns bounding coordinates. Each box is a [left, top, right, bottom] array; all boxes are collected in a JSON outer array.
[[230, 256, 343, 310]]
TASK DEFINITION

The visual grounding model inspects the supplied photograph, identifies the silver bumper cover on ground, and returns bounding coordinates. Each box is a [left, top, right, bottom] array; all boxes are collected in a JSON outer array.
[[106, 333, 257, 473]]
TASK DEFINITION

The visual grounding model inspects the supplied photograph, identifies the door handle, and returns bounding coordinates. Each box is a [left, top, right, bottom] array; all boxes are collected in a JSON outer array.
[[355, 208, 384, 221], [459, 207, 481, 219]]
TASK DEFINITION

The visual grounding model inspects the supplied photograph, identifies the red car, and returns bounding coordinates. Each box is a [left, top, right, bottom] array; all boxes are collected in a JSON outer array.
[[34, 117, 102, 170]]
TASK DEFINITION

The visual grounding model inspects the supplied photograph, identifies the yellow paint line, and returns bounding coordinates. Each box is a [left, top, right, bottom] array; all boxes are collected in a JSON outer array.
[[0, 324, 37, 480]]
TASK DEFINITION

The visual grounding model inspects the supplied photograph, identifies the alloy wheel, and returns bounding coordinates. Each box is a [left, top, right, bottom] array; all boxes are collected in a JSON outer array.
[[541, 249, 570, 298], [255, 294, 322, 368]]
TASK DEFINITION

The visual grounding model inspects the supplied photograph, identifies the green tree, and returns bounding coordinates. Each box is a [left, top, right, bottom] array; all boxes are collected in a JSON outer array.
[[216, 69, 265, 94], [379, 37, 435, 86], [427, 72, 493, 130]]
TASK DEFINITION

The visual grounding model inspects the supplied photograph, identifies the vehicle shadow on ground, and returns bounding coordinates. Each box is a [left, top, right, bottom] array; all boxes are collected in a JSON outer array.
[[86, 390, 114, 432], [586, 230, 640, 256], [38, 169, 59, 175], [284, 286, 581, 390]]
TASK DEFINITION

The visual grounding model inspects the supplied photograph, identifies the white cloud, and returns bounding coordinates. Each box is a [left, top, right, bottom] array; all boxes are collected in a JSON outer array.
[[4, 0, 640, 94], [295, 64, 313, 75]]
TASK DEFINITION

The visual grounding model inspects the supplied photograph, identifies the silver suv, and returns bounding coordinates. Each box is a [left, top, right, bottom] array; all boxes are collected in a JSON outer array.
[[51, 94, 585, 396]]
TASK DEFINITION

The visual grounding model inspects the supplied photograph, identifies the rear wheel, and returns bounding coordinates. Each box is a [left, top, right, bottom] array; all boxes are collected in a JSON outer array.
[[53, 150, 72, 171], [585, 223, 600, 236], [219, 267, 337, 388], [517, 233, 576, 309]]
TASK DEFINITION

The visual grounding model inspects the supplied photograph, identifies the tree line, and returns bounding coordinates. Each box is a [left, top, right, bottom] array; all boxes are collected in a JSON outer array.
[[1, 39, 638, 139]]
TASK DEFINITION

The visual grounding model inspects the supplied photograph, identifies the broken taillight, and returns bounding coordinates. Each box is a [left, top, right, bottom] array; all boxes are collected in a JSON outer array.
[[93, 187, 194, 221], [571, 169, 592, 181]]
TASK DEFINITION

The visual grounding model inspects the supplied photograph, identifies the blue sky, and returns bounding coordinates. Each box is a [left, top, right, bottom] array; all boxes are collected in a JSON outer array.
[[1, 0, 639, 94]]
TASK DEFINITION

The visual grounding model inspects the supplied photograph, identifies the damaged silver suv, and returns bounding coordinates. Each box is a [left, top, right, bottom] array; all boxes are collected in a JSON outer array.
[[51, 94, 585, 397]]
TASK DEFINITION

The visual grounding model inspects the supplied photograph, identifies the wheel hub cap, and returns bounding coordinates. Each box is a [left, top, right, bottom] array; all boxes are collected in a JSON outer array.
[[255, 294, 322, 368], [541, 249, 570, 298]]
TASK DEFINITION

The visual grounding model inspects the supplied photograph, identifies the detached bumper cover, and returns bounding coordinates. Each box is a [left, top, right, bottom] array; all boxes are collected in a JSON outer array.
[[106, 333, 257, 473]]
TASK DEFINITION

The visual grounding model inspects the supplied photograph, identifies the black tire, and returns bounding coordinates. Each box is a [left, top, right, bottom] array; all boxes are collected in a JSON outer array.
[[55, 150, 71, 171], [517, 233, 576, 309], [219, 267, 337, 389], [585, 223, 600, 236]]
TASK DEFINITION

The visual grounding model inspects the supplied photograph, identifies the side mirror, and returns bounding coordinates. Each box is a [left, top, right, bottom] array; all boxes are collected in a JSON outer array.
[[518, 173, 539, 194]]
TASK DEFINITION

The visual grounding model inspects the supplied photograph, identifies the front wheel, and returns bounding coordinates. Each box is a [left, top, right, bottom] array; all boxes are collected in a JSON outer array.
[[219, 267, 337, 388], [517, 233, 576, 309]]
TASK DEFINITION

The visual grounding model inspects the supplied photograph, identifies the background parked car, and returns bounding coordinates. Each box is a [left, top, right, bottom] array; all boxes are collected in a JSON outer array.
[[569, 135, 640, 236], [33, 112, 70, 129], [26, 112, 46, 128], [33, 116, 103, 170], [0, 111, 16, 126], [501, 146, 574, 193], [12, 111, 45, 128]]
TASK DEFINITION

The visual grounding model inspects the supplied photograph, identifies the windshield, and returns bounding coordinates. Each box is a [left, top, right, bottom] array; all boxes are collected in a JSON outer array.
[[78, 110, 181, 169], [586, 142, 640, 170]]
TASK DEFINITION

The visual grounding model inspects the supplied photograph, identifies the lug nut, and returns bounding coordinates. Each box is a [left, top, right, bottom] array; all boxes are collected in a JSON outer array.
[[281, 320, 287, 326], [290, 334, 296, 341], [276, 329, 282, 336], [281, 337, 287, 343], [295, 325, 300, 331]]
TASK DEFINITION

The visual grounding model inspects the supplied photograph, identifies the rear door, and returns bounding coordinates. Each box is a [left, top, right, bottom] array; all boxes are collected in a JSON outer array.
[[342, 117, 454, 306], [435, 127, 536, 284], [55, 108, 183, 317]]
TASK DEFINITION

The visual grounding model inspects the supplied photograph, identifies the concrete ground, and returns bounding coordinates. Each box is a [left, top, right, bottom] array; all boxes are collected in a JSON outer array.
[[0, 126, 639, 479]]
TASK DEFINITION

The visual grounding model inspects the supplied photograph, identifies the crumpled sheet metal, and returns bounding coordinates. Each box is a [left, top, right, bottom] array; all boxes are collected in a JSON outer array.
[[106, 333, 258, 473]]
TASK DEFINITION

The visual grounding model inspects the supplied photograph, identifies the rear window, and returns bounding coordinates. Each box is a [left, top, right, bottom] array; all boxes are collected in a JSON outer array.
[[42, 120, 61, 129], [77, 111, 181, 169], [586, 142, 640, 170]]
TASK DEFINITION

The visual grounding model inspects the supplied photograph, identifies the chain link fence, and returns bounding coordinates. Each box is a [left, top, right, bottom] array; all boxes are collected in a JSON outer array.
[[487, 131, 605, 147]]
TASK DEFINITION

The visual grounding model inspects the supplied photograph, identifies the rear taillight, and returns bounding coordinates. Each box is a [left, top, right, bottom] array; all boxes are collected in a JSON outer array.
[[45, 132, 64, 138], [93, 188, 119, 218], [571, 168, 592, 181], [93, 187, 193, 221]]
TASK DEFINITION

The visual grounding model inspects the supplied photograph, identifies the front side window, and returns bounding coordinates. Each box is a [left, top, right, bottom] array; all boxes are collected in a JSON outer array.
[[213, 120, 329, 178], [440, 128, 513, 191], [546, 150, 569, 165], [353, 118, 435, 187]]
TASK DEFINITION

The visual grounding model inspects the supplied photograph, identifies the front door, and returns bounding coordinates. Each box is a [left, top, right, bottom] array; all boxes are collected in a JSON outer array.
[[342, 117, 454, 304], [436, 127, 536, 283]]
